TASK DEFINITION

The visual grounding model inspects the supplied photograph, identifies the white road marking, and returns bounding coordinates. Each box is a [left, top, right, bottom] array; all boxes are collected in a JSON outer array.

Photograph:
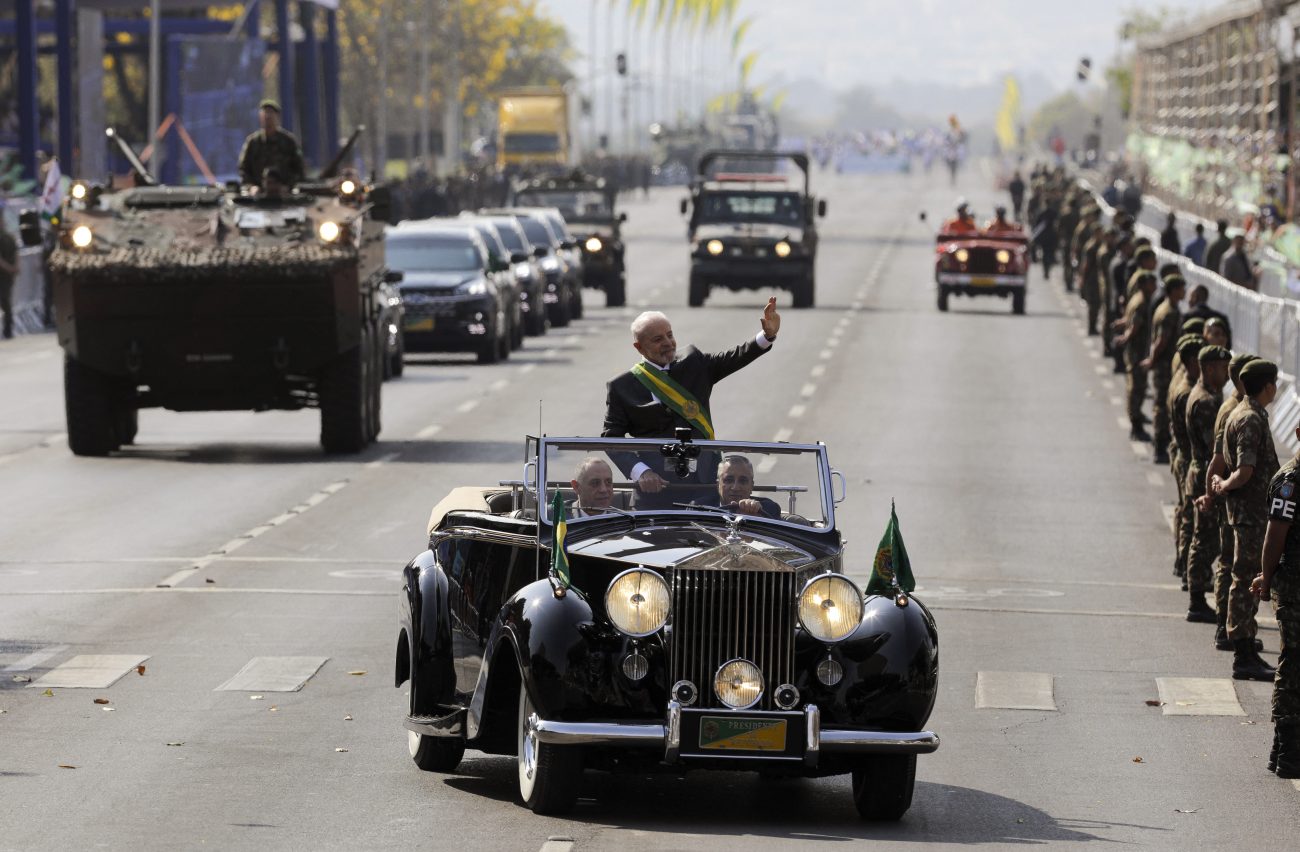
[[800, 383, 817, 398], [29, 654, 150, 689], [1101, 379, 1116, 390], [518, 363, 537, 375], [756, 457, 777, 474], [1161, 504, 1177, 533], [489, 379, 509, 393], [157, 568, 200, 589], [1096, 364, 1112, 375], [850, 301, 864, 311], [1088, 350, 1101, 360], [327, 569, 402, 580], [837, 316, 851, 328], [827, 337, 841, 348], [819, 349, 833, 360], [539, 840, 574, 852], [456, 399, 479, 413], [1117, 416, 1131, 430], [2, 645, 69, 673], [564, 335, 579, 346], [773, 428, 793, 443], [215, 656, 330, 692], [1110, 396, 1123, 407], [810, 364, 826, 378], [788, 404, 806, 419], [1155, 677, 1245, 716], [365, 452, 401, 470], [1147, 471, 1165, 487], [416, 424, 443, 440], [1130, 442, 1149, 458], [975, 671, 1056, 711]]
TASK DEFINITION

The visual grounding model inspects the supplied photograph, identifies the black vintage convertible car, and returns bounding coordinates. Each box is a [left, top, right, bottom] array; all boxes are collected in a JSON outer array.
[[396, 435, 939, 819]]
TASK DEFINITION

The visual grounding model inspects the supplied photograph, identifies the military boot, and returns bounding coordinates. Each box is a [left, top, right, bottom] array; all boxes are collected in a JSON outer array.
[[1129, 423, 1152, 442], [1268, 726, 1281, 773], [1186, 594, 1216, 624], [1275, 725, 1300, 779], [1214, 614, 1232, 650], [1232, 639, 1276, 681]]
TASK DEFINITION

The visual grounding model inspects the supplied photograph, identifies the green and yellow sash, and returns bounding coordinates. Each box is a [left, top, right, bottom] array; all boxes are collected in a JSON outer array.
[[631, 362, 715, 438]]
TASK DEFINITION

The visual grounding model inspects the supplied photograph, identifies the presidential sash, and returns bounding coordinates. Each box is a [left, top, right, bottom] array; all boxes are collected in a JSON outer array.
[[630, 362, 716, 439]]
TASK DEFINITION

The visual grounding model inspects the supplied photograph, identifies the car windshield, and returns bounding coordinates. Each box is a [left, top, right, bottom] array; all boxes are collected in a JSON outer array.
[[518, 217, 557, 248], [516, 190, 612, 220], [489, 221, 528, 253], [697, 191, 803, 226], [386, 236, 482, 272], [540, 438, 830, 530]]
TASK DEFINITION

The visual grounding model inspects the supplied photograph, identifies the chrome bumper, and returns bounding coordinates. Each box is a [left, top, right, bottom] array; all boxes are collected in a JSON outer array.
[[529, 703, 939, 763], [936, 272, 1025, 287]]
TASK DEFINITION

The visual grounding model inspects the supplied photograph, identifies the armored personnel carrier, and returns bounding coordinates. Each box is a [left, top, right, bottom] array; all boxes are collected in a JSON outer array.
[[45, 129, 395, 456]]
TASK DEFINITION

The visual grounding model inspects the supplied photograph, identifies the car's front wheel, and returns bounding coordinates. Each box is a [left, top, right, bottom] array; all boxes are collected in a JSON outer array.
[[937, 287, 949, 312], [1012, 290, 1026, 315], [517, 688, 581, 814], [851, 754, 916, 821], [408, 729, 466, 773], [688, 271, 708, 307]]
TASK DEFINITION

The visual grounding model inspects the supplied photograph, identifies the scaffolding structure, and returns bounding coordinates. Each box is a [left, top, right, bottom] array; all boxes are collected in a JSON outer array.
[[1130, 0, 1297, 221]]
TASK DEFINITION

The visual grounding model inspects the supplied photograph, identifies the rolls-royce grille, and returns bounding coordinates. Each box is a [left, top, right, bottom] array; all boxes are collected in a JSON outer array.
[[669, 568, 796, 711]]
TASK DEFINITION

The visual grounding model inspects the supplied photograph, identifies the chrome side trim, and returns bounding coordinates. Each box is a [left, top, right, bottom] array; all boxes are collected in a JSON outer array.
[[429, 526, 536, 548], [531, 718, 666, 747], [819, 729, 940, 754]]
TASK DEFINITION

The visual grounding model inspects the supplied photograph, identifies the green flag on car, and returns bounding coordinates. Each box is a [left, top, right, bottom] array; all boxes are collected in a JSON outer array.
[[550, 491, 571, 588], [866, 501, 915, 595]]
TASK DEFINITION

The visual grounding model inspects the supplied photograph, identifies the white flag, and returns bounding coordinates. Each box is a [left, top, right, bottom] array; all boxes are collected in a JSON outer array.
[[40, 158, 64, 218]]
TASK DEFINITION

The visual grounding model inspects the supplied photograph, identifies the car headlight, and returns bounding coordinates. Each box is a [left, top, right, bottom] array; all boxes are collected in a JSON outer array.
[[706, 239, 725, 255], [605, 568, 670, 637], [798, 574, 864, 643], [339, 179, 358, 196], [540, 256, 560, 271], [71, 225, 93, 249], [71, 183, 87, 201], [996, 249, 1011, 264], [774, 241, 792, 258], [456, 279, 488, 296], [514, 263, 533, 279], [585, 236, 603, 252], [954, 248, 969, 264], [714, 659, 764, 709], [318, 221, 341, 243]]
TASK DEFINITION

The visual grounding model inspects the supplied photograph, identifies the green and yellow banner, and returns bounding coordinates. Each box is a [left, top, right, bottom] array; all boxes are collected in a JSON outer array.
[[550, 491, 571, 588], [866, 501, 916, 595]]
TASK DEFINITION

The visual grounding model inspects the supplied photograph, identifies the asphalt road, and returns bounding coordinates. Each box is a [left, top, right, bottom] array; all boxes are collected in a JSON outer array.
[[2, 169, 1298, 850]]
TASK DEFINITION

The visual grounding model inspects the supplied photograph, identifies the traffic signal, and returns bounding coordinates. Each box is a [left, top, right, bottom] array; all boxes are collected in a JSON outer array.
[[616, 53, 627, 76], [1077, 57, 1092, 82]]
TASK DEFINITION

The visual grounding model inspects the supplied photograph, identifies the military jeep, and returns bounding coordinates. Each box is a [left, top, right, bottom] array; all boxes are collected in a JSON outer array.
[[682, 150, 825, 309], [512, 173, 627, 307]]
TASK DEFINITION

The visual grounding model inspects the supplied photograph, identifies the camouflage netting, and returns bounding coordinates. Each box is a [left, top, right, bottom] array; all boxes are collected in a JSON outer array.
[[49, 243, 356, 282]]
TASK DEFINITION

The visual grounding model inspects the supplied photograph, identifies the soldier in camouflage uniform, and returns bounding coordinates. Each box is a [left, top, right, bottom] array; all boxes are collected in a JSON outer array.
[[1114, 271, 1157, 441], [1145, 276, 1186, 464], [1254, 430, 1300, 778], [237, 100, 306, 190], [1095, 229, 1120, 350], [1186, 345, 1231, 621], [1168, 334, 1202, 589], [1078, 223, 1105, 335], [1213, 359, 1280, 681]]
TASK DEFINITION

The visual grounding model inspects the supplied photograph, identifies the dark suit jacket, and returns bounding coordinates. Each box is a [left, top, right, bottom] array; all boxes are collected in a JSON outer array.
[[602, 337, 769, 482]]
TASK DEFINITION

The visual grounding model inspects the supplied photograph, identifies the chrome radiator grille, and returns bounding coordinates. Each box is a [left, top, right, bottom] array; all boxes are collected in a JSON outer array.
[[669, 568, 797, 711]]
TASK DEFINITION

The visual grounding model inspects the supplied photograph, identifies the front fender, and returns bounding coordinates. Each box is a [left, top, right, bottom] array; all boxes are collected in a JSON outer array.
[[399, 549, 458, 715], [795, 594, 939, 730]]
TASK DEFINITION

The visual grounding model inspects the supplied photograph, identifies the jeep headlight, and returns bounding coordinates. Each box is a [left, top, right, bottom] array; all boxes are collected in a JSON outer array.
[[996, 249, 1011, 264], [585, 236, 603, 253], [798, 574, 863, 643], [774, 241, 792, 258], [318, 220, 341, 243], [339, 179, 358, 196], [954, 248, 969, 264], [706, 239, 725, 255], [605, 568, 670, 637], [71, 225, 94, 249]]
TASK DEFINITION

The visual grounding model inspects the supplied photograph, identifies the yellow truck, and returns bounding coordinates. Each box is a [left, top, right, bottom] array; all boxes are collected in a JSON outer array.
[[497, 88, 570, 172]]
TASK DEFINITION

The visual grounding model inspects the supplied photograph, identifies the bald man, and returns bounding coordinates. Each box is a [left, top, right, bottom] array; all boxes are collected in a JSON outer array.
[[569, 457, 614, 517]]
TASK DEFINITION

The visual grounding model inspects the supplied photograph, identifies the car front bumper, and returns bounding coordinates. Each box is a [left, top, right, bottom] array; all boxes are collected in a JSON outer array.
[[692, 257, 810, 288], [936, 272, 1025, 295]]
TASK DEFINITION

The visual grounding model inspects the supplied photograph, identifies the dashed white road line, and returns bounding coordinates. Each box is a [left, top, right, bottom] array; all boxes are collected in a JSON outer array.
[[2, 645, 69, 673], [456, 399, 480, 414], [1146, 471, 1165, 487], [800, 383, 817, 398], [1117, 416, 1131, 430], [975, 671, 1057, 711], [519, 363, 537, 375], [29, 654, 150, 689], [489, 379, 510, 393], [1101, 379, 1116, 391], [788, 404, 806, 419], [365, 452, 401, 470], [1155, 677, 1245, 716], [1130, 442, 1150, 458], [1110, 396, 1123, 407], [1095, 364, 1111, 375], [819, 349, 833, 360], [539, 839, 574, 852], [215, 656, 330, 693], [773, 428, 793, 443], [416, 424, 443, 440]]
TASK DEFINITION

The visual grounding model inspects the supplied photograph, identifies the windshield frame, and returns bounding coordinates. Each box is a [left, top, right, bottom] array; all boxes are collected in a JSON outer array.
[[532, 436, 836, 534], [694, 188, 805, 227]]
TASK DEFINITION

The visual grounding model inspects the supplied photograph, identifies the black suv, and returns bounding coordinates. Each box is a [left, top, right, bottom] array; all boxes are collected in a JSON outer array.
[[682, 150, 825, 308]]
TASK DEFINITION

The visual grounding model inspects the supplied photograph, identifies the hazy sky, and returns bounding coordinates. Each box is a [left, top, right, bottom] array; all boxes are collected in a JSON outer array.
[[540, 0, 1215, 89]]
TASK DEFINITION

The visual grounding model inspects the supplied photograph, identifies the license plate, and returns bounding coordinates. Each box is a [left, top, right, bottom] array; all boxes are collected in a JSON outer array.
[[405, 317, 435, 332], [698, 716, 787, 751], [970, 277, 996, 286]]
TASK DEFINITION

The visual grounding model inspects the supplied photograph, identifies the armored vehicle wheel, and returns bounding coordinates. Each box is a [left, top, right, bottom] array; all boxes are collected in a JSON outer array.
[[319, 343, 368, 454], [851, 754, 916, 821], [792, 274, 815, 309], [116, 406, 139, 446], [64, 357, 121, 457], [688, 272, 708, 307], [937, 287, 950, 312], [570, 286, 584, 320], [605, 275, 626, 308], [408, 729, 466, 773], [1012, 291, 1026, 315], [517, 688, 581, 815]]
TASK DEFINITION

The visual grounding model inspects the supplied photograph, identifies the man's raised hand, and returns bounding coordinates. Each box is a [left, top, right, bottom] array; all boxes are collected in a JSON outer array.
[[761, 297, 780, 340]]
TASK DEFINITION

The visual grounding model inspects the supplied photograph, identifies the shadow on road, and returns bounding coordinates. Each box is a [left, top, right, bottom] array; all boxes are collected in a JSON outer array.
[[442, 757, 1163, 844]]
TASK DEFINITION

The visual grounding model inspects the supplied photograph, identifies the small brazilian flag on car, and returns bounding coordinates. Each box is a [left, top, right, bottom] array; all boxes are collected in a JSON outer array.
[[550, 491, 571, 588], [866, 501, 915, 595]]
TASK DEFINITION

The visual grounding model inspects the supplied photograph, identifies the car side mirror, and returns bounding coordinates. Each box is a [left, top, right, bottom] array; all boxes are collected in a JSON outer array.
[[533, 246, 549, 258], [509, 251, 528, 264], [619, 212, 628, 223], [383, 269, 404, 284], [679, 199, 688, 215], [817, 199, 828, 218]]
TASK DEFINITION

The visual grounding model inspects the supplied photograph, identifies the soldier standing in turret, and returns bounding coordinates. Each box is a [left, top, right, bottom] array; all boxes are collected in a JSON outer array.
[[238, 100, 306, 190]]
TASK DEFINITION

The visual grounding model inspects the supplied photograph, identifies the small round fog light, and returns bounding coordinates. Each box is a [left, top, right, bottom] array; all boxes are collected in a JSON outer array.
[[774, 683, 800, 710], [816, 658, 843, 687], [672, 680, 698, 706], [622, 652, 649, 681]]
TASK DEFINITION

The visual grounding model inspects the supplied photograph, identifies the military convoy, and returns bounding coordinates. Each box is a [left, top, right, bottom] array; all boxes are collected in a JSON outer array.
[[41, 129, 395, 456], [682, 150, 824, 308]]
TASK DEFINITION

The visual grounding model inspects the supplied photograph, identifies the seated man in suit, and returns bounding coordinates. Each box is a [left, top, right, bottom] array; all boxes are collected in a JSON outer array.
[[716, 454, 782, 519], [602, 299, 780, 508], [569, 457, 614, 517]]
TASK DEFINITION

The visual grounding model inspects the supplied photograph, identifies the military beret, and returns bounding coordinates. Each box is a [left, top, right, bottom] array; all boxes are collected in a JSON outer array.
[[1197, 344, 1231, 364], [259, 99, 281, 113], [1205, 316, 1228, 332], [1177, 336, 1205, 359], [1134, 246, 1156, 262], [1240, 359, 1279, 385], [1229, 351, 1257, 371], [1181, 317, 1206, 335], [1163, 274, 1186, 289]]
